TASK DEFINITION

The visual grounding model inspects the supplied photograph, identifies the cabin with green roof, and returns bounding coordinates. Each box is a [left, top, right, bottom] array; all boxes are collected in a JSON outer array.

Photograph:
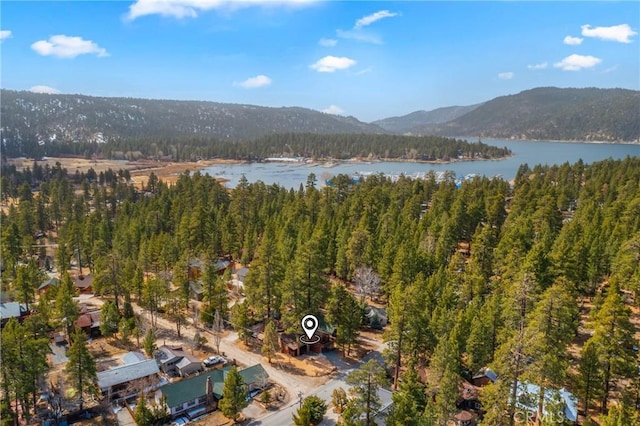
[[156, 364, 269, 418]]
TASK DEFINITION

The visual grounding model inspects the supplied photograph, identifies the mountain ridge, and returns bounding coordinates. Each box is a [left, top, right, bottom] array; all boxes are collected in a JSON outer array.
[[372, 104, 482, 133], [408, 87, 640, 142], [0, 89, 387, 150]]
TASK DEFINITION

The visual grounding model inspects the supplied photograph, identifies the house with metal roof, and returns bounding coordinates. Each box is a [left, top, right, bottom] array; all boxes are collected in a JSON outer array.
[[156, 364, 269, 419], [0, 302, 28, 327], [155, 345, 203, 377], [97, 359, 160, 400]]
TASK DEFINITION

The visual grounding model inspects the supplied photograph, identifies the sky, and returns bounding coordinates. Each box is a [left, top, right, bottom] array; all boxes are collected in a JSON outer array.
[[1, 1, 639, 122]]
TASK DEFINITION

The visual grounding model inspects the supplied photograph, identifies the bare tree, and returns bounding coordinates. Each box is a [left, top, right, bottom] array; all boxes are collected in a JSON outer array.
[[354, 266, 381, 305], [212, 309, 224, 355]]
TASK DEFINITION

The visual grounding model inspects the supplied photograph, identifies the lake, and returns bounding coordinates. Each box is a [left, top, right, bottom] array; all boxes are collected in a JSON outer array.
[[202, 140, 640, 189]]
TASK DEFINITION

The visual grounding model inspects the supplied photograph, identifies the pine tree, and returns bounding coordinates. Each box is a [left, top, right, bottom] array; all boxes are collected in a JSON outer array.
[[293, 396, 327, 426], [143, 328, 156, 357], [344, 359, 388, 426], [55, 272, 79, 339], [326, 284, 361, 356], [261, 319, 280, 363], [386, 364, 426, 426], [99, 300, 120, 339], [574, 339, 604, 422], [219, 365, 249, 423], [65, 328, 97, 411], [245, 224, 283, 321], [589, 283, 637, 412]]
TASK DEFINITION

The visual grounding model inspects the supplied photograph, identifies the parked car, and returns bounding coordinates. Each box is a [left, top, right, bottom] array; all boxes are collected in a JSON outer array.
[[172, 416, 189, 426], [203, 355, 225, 367]]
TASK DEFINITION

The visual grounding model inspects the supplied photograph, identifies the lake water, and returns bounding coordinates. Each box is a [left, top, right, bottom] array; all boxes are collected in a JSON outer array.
[[202, 140, 640, 189]]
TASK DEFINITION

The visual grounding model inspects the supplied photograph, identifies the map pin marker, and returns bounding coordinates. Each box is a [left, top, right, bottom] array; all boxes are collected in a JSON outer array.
[[301, 314, 319, 340]]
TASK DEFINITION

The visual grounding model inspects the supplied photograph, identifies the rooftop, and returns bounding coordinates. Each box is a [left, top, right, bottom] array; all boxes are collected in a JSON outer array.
[[97, 359, 160, 390], [0, 302, 24, 320], [159, 364, 268, 408]]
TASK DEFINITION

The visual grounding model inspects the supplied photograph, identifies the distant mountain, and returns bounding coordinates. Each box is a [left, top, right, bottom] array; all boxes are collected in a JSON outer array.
[[414, 87, 640, 142], [0, 90, 387, 149], [372, 104, 481, 133]]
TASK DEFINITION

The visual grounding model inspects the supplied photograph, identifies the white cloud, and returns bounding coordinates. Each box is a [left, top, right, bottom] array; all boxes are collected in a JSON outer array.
[[31, 35, 108, 58], [336, 29, 382, 45], [29, 85, 60, 94], [600, 65, 618, 74], [310, 55, 356, 73], [527, 62, 548, 70], [554, 54, 602, 71], [126, 0, 315, 20], [563, 35, 583, 45], [318, 38, 337, 47], [0, 30, 12, 41], [581, 24, 637, 43], [322, 105, 344, 115], [498, 72, 514, 80], [354, 10, 399, 29], [234, 74, 272, 88]]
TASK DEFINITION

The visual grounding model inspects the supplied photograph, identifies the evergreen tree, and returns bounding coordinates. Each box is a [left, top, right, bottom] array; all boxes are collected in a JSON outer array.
[[261, 319, 280, 363], [245, 224, 283, 321], [574, 339, 604, 422], [55, 272, 79, 338], [589, 283, 637, 412], [386, 364, 426, 426], [99, 300, 120, 339], [293, 396, 327, 426], [344, 359, 389, 426], [65, 328, 98, 411], [326, 284, 361, 356], [219, 365, 249, 423], [143, 328, 157, 357]]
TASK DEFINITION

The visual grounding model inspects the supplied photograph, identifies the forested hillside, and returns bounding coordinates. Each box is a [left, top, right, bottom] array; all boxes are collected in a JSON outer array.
[[372, 104, 481, 133], [0, 89, 386, 156], [412, 87, 640, 142], [1, 156, 639, 424]]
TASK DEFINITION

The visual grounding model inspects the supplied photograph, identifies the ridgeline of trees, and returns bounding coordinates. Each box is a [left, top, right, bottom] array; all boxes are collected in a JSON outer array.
[[1, 130, 511, 163], [1, 154, 640, 423]]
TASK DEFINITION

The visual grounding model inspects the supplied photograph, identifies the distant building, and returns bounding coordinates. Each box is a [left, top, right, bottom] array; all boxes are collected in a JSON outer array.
[[74, 304, 101, 337], [38, 277, 60, 295], [0, 302, 29, 327], [73, 274, 93, 294]]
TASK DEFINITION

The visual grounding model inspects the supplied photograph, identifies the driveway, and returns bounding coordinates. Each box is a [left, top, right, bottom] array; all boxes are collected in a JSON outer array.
[[49, 343, 68, 365], [248, 344, 390, 426]]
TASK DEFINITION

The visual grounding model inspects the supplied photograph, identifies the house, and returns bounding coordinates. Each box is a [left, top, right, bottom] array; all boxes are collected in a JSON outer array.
[[238, 364, 269, 393], [73, 274, 93, 294], [74, 306, 101, 337], [365, 305, 387, 328], [0, 302, 29, 327], [188, 258, 232, 281], [188, 259, 204, 281], [189, 281, 204, 301], [513, 382, 577, 424], [279, 315, 336, 356], [453, 381, 483, 426], [156, 364, 269, 419], [471, 367, 497, 387], [155, 345, 203, 377], [38, 277, 60, 295], [97, 357, 160, 400]]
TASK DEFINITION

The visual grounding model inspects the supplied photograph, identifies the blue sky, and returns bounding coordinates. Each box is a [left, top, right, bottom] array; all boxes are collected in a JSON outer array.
[[1, 1, 638, 122]]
